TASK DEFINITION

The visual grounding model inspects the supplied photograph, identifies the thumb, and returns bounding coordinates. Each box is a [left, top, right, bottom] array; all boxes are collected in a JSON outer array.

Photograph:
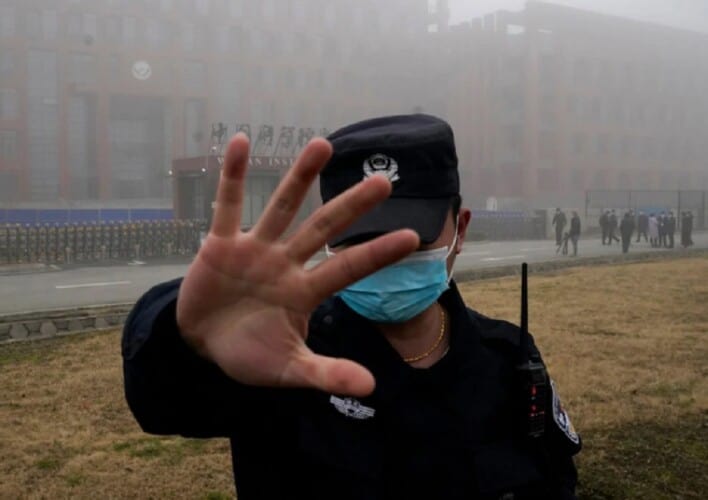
[[283, 350, 376, 397]]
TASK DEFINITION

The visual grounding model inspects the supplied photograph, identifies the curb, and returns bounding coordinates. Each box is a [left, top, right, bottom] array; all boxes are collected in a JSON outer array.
[[0, 303, 134, 344], [1, 248, 706, 344]]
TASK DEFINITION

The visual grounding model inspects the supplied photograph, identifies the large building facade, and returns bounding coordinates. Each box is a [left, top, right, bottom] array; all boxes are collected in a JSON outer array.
[[439, 2, 708, 209], [0, 0, 432, 206]]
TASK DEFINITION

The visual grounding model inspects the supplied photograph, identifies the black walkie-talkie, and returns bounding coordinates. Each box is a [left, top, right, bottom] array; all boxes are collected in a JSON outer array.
[[516, 263, 548, 438]]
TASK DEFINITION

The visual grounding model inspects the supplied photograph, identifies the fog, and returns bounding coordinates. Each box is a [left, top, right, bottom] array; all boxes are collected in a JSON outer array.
[[450, 0, 708, 33], [0, 0, 707, 279]]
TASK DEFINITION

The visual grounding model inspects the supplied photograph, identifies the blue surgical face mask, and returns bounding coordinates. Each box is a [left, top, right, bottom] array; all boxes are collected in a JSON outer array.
[[327, 227, 458, 323]]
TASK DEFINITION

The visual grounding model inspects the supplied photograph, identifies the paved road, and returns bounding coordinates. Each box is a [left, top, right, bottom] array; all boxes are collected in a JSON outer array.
[[1, 233, 706, 314]]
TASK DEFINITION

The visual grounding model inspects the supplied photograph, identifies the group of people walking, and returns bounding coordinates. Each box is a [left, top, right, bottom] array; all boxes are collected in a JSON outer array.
[[598, 209, 695, 253], [552, 207, 696, 257]]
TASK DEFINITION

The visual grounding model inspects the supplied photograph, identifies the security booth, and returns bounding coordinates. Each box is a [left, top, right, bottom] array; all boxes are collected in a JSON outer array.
[[171, 155, 308, 231]]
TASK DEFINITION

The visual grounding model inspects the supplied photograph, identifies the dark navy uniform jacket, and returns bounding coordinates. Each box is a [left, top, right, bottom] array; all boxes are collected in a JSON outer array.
[[122, 278, 581, 499]]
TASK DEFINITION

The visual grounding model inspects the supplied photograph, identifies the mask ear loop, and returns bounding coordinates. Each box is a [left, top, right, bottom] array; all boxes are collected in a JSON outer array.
[[446, 215, 460, 283]]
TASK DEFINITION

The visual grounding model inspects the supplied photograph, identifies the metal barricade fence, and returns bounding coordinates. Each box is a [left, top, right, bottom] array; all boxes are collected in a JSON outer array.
[[467, 210, 547, 240]]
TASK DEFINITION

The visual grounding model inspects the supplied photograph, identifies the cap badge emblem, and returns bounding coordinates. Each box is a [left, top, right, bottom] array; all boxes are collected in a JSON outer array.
[[363, 154, 400, 182]]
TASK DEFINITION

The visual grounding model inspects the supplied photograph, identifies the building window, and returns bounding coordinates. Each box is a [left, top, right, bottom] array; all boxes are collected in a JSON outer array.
[[68, 96, 92, 199], [109, 55, 121, 80], [183, 24, 194, 50], [183, 61, 206, 92], [26, 9, 41, 39], [123, 16, 137, 44], [571, 133, 585, 156], [27, 49, 59, 201], [293, 0, 306, 25], [66, 12, 81, 38], [295, 33, 312, 53], [294, 67, 307, 92], [0, 89, 18, 119], [84, 14, 97, 40], [42, 10, 58, 40], [0, 130, 17, 160], [67, 12, 97, 42], [195, 0, 210, 16], [214, 25, 229, 52], [641, 136, 655, 160], [185, 99, 206, 156], [263, 67, 275, 92], [0, 50, 14, 76], [250, 29, 264, 52], [229, 0, 244, 18], [590, 97, 601, 121], [0, 6, 15, 37], [538, 131, 555, 161], [146, 19, 170, 48], [229, 26, 244, 50], [262, 0, 275, 20], [595, 134, 609, 155], [572, 57, 588, 83], [106, 16, 121, 41], [571, 169, 584, 190], [68, 53, 97, 85]]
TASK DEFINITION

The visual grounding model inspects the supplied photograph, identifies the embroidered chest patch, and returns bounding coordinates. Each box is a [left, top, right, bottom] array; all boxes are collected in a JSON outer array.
[[329, 396, 376, 420]]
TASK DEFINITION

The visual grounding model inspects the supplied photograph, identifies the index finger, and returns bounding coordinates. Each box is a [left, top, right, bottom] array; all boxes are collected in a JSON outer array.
[[306, 229, 420, 300], [211, 133, 250, 238]]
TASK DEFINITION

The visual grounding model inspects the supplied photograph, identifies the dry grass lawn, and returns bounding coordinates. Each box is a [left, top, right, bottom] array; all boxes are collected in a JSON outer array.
[[0, 257, 706, 499]]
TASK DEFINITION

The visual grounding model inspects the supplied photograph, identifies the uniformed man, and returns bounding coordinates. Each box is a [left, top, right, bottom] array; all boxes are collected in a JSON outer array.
[[19, 224, 30, 263], [122, 115, 581, 499], [635, 210, 648, 243], [52, 223, 63, 263], [120, 221, 130, 259], [666, 211, 676, 249], [87, 221, 97, 261], [658, 211, 667, 248], [77, 223, 86, 261], [8, 223, 19, 263], [27, 223, 38, 263], [681, 211, 694, 248], [111, 221, 121, 259], [607, 209, 620, 245], [39, 223, 49, 262], [552, 208, 567, 246], [568, 211, 581, 257], [0, 224, 8, 264], [599, 210, 609, 245], [620, 211, 634, 254]]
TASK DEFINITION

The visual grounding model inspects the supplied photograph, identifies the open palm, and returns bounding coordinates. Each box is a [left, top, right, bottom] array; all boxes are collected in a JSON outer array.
[[176, 134, 419, 397]]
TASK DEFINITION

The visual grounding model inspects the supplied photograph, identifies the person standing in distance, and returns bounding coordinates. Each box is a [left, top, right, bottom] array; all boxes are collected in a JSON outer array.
[[552, 207, 567, 246], [666, 211, 676, 249], [608, 209, 620, 245], [599, 210, 609, 245], [122, 115, 581, 499], [620, 211, 635, 254], [568, 211, 581, 257], [636, 210, 649, 243]]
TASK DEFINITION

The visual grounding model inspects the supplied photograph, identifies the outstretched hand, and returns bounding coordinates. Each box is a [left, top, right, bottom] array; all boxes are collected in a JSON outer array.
[[176, 134, 419, 397]]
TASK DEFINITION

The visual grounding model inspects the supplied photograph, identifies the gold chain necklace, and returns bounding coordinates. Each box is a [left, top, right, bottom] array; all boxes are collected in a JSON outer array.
[[403, 306, 446, 363]]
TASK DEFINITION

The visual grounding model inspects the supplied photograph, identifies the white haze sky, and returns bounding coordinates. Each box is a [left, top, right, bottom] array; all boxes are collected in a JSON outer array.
[[448, 0, 708, 33]]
